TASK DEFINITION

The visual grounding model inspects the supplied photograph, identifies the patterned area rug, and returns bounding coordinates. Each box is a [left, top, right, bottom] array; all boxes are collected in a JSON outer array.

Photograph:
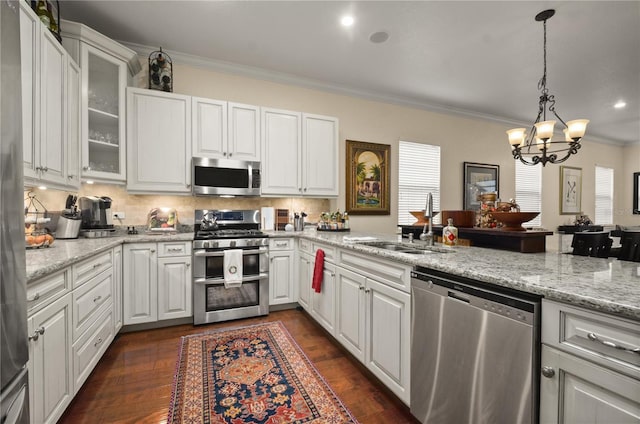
[[167, 321, 359, 423]]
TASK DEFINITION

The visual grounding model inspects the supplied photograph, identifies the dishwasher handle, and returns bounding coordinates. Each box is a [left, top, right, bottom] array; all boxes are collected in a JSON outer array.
[[448, 291, 470, 304]]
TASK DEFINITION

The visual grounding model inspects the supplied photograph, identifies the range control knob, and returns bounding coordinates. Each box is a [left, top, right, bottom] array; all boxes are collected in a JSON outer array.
[[230, 240, 236, 248]]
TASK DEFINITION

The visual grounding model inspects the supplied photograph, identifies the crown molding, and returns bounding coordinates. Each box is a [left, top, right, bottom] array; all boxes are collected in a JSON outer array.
[[122, 41, 629, 148]]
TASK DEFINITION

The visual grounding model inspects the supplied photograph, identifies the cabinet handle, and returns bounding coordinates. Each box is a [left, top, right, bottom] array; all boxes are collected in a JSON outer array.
[[276, 242, 287, 247], [28, 327, 45, 341], [303, 187, 307, 192], [42, 166, 48, 172], [67, 174, 75, 179], [151, 249, 156, 253], [364, 288, 371, 293], [94, 337, 103, 348], [93, 295, 102, 303], [541, 366, 555, 378], [587, 332, 640, 354], [330, 272, 335, 277], [28, 292, 41, 302], [358, 286, 364, 291], [228, 153, 232, 157], [168, 248, 183, 253], [93, 263, 104, 269]]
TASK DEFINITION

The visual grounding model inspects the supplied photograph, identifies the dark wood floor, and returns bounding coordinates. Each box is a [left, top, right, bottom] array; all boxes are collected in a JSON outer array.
[[60, 308, 418, 423]]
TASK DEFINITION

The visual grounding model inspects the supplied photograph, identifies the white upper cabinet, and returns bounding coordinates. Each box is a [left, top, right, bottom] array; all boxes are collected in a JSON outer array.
[[261, 108, 338, 197], [302, 113, 339, 196], [61, 19, 141, 184], [261, 108, 302, 195], [192, 98, 260, 161], [65, 57, 81, 188], [21, 3, 78, 190], [127, 88, 192, 194]]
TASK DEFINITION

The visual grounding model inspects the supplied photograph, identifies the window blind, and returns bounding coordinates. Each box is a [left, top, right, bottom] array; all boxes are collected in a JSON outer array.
[[398, 141, 440, 225], [595, 166, 614, 225], [515, 161, 542, 227]]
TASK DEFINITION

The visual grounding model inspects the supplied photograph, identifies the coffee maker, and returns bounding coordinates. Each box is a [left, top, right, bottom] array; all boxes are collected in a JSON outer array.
[[79, 196, 114, 229]]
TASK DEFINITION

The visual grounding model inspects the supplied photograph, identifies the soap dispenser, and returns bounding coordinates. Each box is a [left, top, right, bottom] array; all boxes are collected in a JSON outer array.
[[443, 218, 458, 246]]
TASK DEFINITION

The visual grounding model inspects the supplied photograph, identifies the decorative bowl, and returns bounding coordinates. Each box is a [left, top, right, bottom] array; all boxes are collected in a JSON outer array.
[[491, 212, 539, 231], [410, 210, 439, 225]]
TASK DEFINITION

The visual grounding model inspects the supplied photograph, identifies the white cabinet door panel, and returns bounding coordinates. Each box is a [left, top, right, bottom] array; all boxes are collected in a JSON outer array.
[[297, 252, 311, 311], [123, 244, 157, 324], [228, 102, 260, 161], [336, 267, 366, 362], [157, 256, 192, 320], [311, 263, 336, 336], [261, 108, 301, 195], [302, 113, 338, 196], [192, 97, 227, 158]]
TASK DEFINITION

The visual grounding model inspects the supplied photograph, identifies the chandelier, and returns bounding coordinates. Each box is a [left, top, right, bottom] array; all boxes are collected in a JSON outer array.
[[507, 9, 589, 166]]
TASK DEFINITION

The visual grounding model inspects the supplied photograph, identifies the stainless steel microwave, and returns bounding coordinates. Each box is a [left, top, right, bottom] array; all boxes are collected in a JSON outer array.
[[192, 157, 261, 196]]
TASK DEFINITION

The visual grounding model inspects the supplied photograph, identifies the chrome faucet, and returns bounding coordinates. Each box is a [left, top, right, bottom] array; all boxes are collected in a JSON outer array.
[[419, 193, 434, 245]]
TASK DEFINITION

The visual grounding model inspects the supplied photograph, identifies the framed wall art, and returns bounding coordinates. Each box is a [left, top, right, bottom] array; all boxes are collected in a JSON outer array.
[[463, 162, 499, 210], [633, 172, 640, 214], [345, 140, 390, 215], [560, 166, 582, 215]]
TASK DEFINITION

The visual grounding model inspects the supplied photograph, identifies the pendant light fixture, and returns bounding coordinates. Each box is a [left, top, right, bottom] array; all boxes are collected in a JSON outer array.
[[507, 9, 588, 166]]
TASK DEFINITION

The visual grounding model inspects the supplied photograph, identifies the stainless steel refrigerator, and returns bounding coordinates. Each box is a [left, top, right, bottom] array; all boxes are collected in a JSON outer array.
[[0, 0, 29, 422]]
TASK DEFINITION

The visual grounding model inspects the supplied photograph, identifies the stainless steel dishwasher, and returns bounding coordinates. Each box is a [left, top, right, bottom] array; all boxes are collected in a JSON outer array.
[[410, 267, 541, 424]]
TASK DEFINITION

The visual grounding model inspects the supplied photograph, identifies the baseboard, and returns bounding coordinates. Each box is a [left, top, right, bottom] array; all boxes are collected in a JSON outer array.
[[119, 316, 194, 333]]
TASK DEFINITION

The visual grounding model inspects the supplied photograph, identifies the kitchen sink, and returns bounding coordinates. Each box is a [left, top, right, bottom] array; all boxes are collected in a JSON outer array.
[[358, 241, 438, 254]]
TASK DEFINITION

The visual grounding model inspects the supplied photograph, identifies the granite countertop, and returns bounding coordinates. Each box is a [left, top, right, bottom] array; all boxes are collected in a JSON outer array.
[[26, 232, 194, 282], [26, 229, 640, 321], [296, 230, 640, 321]]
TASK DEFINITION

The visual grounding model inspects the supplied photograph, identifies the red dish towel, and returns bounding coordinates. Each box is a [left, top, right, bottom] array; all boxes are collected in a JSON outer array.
[[312, 249, 325, 293]]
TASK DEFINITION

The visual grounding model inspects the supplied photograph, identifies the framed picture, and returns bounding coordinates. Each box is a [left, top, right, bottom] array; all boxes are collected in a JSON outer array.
[[560, 166, 582, 215], [463, 162, 499, 210], [633, 172, 640, 214], [346, 140, 390, 215]]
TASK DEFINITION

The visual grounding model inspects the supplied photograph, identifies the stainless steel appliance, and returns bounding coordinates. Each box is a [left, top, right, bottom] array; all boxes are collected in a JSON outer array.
[[410, 267, 540, 424], [78, 195, 114, 229], [1, 1, 30, 421], [192, 157, 261, 197], [193, 209, 269, 325]]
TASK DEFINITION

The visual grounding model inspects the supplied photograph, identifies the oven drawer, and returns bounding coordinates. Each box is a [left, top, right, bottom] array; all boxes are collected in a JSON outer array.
[[158, 241, 191, 257]]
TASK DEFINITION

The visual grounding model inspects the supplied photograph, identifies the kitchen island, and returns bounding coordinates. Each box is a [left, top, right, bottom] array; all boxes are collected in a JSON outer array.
[[26, 229, 639, 321]]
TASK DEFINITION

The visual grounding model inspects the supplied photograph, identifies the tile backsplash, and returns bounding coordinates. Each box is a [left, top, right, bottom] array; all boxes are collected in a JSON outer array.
[[25, 184, 330, 227]]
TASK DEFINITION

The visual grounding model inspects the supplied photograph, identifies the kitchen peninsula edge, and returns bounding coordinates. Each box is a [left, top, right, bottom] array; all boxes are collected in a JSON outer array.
[[26, 229, 640, 321]]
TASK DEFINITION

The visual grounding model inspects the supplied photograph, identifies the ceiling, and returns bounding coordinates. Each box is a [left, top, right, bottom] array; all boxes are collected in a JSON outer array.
[[59, 1, 640, 145]]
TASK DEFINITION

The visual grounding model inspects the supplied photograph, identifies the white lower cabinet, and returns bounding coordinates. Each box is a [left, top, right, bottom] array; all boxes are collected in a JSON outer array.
[[124, 241, 192, 325], [72, 307, 114, 392], [335, 266, 411, 404], [540, 345, 640, 423], [297, 250, 312, 311], [28, 293, 73, 424], [311, 262, 337, 335], [113, 245, 123, 332], [298, 240, 412, 405], [540, 300, 640, 423], [269, 238, 296, 305]]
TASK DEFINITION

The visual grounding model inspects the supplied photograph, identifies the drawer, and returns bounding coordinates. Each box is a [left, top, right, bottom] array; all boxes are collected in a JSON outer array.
[[270, 238, 293, 251], [72, 268, 113, 341], [72, 307, 114, 392], [338, 249, 411, 293], [158, 241, 191, 257], [27, 269, 70, 314], [298, 238, 312, 254], [542, 299, 640, 379], [72, 250, 113, 289], [312, 242, 336, 264]]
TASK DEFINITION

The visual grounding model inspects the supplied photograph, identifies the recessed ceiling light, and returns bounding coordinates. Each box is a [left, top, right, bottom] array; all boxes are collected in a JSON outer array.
[[369, 31, 389, 43], [614, 100, 626, 109], [341, 16, 354, 27]]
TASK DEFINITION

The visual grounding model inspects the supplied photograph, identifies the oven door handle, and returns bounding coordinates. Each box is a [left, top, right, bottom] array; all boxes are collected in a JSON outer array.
[[193, 247, 267, 257], [193, 273, 269, 285]]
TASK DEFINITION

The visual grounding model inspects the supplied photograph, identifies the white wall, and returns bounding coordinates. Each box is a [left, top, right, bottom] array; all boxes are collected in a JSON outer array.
[[121, 60, 637, 233]]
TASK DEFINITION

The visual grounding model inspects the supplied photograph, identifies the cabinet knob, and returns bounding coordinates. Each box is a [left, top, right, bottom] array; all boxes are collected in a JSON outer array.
[[28, 292, 41, 302], [358, 286, 364, 291], [303, 187, 307, 192], [364, 288, 371, 294], [28, 326, 45, 341], [67, 174, 75, 179], [223, 152, 227, 156], [94, 337, 103, 348], [42, 166, 48, 172], [186, 263, 190, 268], [541, 366, 555, 378], [228, 153, 232, 157], [93, 295, 102, 303], [83, 166, 91, 171], [151, 249, 156, 253]]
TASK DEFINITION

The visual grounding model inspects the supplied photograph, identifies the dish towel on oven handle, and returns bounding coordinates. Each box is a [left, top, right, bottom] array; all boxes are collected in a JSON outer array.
[[223, 249, 244, 288], [312, 249, 325, 293]]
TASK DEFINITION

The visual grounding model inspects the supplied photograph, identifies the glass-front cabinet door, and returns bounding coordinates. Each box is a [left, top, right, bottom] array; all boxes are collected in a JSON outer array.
[[81, 44, 127, 182]]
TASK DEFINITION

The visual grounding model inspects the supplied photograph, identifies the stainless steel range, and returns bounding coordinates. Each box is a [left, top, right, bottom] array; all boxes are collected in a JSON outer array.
[[193, 209, 269, 325]]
